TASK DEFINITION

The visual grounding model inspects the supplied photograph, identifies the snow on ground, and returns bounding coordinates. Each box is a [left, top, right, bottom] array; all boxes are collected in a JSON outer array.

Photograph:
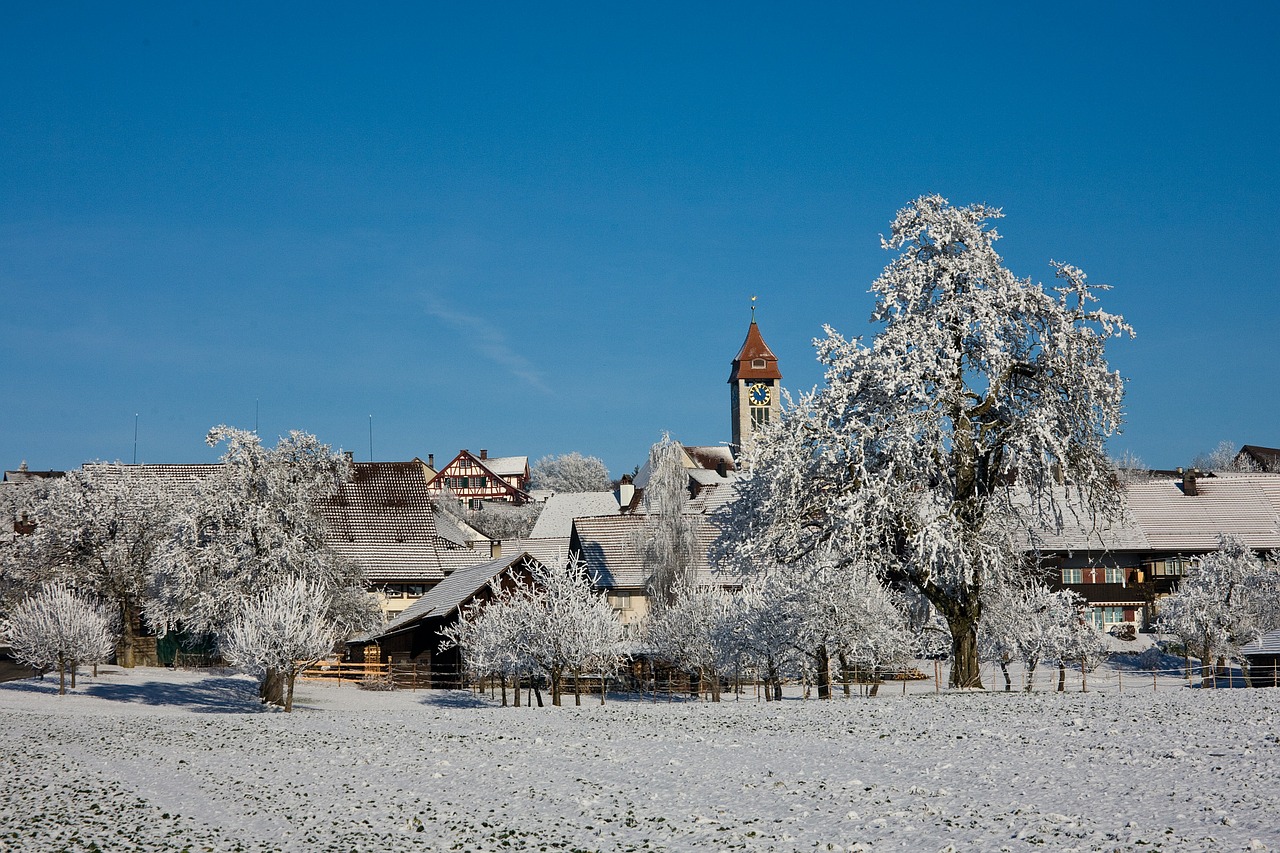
[[1, 664, 1277, 852]]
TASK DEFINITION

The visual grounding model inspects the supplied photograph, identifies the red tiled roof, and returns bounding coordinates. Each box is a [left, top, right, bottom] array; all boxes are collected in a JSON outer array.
[[728, 321, 782, 381]]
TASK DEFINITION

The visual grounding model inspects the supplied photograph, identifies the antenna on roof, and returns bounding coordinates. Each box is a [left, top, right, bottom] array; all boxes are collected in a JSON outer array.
[[255, 398, 259, 434], [368, 415, 373, 462], [133, 413, 138, 465]]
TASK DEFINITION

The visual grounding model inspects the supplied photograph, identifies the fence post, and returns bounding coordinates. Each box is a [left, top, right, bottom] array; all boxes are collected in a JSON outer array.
[[1117, 669, 1122, 693], [934, 660, 940, 694]]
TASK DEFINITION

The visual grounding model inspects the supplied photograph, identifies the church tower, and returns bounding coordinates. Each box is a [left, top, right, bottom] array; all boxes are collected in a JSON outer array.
[[728, 313, 782, 454]]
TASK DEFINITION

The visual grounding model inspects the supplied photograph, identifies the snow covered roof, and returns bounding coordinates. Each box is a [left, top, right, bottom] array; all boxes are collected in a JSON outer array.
[[529, 492, 621, 538], [1017, 474, 1280, 555], [570, 515, 723, 590], [497, 537, 570, 567], [481, 456, 528, 478], [321, 462, 496, 582], [1013, 489, 1151, 553], [1123, 475, 1280, 551], [1240, 628, 1280, 656], [378, 551, 545, 635]]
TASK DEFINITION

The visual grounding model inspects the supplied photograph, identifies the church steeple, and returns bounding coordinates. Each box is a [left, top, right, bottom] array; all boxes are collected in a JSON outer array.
[[729, 312, 782, 454]]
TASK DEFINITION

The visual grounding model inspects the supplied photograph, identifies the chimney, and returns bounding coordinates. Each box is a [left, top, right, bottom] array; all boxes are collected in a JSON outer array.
[[617, 474, 635, 511], [490, 539, 502, 560], [343, 451, 354, 464], [1178, 466, 1199, 497], [427, 453, 434, 468], [480, 449, 488, 460]]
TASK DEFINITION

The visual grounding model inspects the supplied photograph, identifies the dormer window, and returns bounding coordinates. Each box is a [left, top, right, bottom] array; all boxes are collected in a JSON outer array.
[[752, 358, 767, 370]]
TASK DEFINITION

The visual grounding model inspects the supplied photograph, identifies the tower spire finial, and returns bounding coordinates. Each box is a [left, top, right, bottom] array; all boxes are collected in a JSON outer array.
[[750, 294, 757, 320]]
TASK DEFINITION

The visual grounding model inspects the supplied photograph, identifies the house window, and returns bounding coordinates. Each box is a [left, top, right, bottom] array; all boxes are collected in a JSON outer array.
[[405, 584, 426, 598], [612, 593, 632, 611], [458, 476, 469, 489], [469, 498, 483, 510], [1104, 567, 1125, 584], [751, 407, 770, 428], [1089, 606, 1126, 628], [384, 584, 403, 598], [752, 359, 767, 369], [1156, 558, 1192, 577], [1061, 568, 1084, 584], [475, 476, 487, 488]]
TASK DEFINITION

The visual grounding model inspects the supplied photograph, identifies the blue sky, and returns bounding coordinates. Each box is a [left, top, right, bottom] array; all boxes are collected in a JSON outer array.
[[2, 3, 1277, 477]]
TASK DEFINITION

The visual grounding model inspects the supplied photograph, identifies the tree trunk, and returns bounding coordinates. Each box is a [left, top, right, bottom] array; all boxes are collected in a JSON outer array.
[[533, 683, 543, 707], [945, 612, 983, 689], [261, 668, 285, 707], [513, 676, 521, 707], [814, 644, 831, 699], [284, 672, 298, 712], [839, 651, 852, 697], [1000, 661, 1012, 692], [58, 654, 67, 695], [1201, 641, 1214, 687], [70, 663, 77, 689], [1057, 663, 1066, 693], [1024, 659, 1037, 692], [119, 599, 138, 668], [501, 675, 508, 707], [573, 669, 582, 706], [550, 667, 562, 706]]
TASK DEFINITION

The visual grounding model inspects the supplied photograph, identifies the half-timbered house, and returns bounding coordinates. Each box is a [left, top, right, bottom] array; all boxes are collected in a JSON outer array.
[[427, 449, 531, 507]]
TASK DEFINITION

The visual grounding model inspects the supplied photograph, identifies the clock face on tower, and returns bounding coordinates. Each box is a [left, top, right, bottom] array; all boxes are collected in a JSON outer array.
[[748, 382, 771, 406]]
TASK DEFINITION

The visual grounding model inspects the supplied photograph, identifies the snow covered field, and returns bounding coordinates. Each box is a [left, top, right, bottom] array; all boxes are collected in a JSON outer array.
[[1, 666, 1277, 852]]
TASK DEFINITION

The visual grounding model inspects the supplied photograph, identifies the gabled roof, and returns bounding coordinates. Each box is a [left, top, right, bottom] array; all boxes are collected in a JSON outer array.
[[432, 450, 531, 500], [1239, 445, 1280, 473], [378, 551, 545, 636], [1240, 628, 1280, 656], [1124, 475, 1280, 551], [728, 320, 782, 382], [481, 456, 528, 478], [570, 514, 723, 589], [529, 491, 621, 538], [1019, 473, 1280, 554]]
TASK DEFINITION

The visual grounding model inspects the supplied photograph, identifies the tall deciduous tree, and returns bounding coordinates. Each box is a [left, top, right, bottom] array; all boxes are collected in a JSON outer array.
[[151, 426, 380, 702], [719, 196, 1131, 688]]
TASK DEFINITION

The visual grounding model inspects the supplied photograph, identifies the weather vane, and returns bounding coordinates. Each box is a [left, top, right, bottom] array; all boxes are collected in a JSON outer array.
[[751, 294, 757, 319]]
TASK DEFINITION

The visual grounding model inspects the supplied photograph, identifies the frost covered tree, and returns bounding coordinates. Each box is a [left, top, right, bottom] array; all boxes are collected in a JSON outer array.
[[9, 464, 180, 667], [718, 196, 1131, 688], [530, 452, 611, 493], [220, 576, 348, 712], [5, 582, 115, 695], [1158, 535, 1280, 684], [151, 427, 380, 703], [634, 435, 700, 607], [445, 555, 623, 706], [1192, 440, 1258, 473], [645, 580, 737, 700]]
